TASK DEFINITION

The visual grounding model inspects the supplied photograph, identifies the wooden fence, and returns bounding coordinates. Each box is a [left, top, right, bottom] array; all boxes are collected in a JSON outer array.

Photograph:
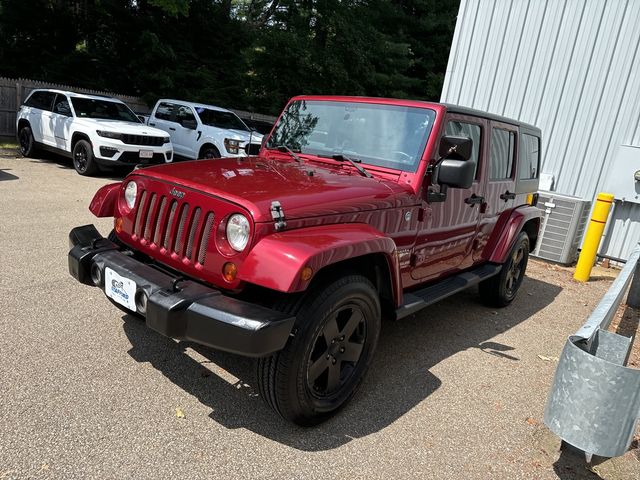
[[0, 76, 276, 138]]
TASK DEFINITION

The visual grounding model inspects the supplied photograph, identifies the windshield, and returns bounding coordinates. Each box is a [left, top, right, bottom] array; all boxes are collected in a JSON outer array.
[[266, 100, 436, 171], [195, 108, 249, 131], [70, 97, 140, 123]]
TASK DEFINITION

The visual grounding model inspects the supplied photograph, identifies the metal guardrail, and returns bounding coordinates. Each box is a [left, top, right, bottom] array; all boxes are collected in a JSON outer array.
[[544, 242, 640, 460]]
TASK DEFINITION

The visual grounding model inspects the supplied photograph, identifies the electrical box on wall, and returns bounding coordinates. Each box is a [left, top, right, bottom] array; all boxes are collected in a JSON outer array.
[[603, 145, 640, 203], [533, 192, 592, 265]]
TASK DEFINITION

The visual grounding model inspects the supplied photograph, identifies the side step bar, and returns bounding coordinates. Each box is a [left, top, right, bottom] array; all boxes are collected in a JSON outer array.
[[395, 263, 502, 320]]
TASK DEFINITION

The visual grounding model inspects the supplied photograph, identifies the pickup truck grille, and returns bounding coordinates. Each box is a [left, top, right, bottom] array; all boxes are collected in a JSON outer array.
[[121, 134, 166, 146], [132, 190, 215, 265]]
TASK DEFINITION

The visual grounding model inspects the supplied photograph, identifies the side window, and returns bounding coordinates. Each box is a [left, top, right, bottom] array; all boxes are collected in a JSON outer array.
[[445, 120, 481, 178], [53, 94, 72, 116], [489, 128, 515, 180], [25, 91, 55, 111], [175, 105, 195, 126], [519, 134, 540, 180], [155, 102, 174, 121]]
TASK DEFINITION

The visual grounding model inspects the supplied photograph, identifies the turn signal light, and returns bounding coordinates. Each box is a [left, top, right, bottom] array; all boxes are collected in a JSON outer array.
[[301, 266, 313, 282], [222, 262, 238, 282], [114, 217, 123, 233]]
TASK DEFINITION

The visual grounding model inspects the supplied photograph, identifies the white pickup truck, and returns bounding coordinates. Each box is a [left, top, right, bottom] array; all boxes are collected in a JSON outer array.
[[148, 99, 263, 160]]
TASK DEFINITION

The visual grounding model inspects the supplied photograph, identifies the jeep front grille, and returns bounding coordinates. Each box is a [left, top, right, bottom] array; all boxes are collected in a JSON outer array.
[[132, 190, 214, 265], [121, 134, 166, 146]]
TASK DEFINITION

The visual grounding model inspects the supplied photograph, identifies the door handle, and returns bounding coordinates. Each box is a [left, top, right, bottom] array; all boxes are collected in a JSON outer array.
[[149, 122, 156, 126], [169, 127, 176, 131], [464, 194, 485, 205], [500, 190, 516, 201]]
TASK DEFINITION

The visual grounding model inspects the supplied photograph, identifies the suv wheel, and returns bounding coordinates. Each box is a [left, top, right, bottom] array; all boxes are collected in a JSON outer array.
[[479, 231, 530, 307], [72, 139, 99, 176], [18, 126, 37, 157], [201, 145, 221, 159], [257, 275, 381, 426]]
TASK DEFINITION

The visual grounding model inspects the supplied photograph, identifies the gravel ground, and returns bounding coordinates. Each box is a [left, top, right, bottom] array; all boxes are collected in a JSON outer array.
[[1, 149, 638, 479]]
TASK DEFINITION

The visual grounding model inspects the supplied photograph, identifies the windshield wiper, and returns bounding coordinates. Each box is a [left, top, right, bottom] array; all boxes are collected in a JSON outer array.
[[274, 145, 304, 163], [330, 154, 372, 178]]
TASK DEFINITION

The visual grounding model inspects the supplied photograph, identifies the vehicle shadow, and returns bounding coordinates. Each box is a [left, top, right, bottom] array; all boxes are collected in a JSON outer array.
[[0, 168, 19, 181], [121, 276, 562, 451], [27, 150, 130, 180]]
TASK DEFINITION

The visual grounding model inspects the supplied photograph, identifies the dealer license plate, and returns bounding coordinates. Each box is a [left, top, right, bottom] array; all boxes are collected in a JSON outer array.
[[139, 150, 154, 159], [105, 268, 137, 311]]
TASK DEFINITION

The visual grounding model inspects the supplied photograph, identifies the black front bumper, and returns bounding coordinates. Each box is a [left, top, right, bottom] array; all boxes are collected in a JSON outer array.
[[68, 225, 295, 357]]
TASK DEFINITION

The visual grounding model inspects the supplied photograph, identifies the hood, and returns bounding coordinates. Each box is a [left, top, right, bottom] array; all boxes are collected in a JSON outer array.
[[74, 118, 169, 137], [133, 156, 408, 223], [220, 129, 264, 143]]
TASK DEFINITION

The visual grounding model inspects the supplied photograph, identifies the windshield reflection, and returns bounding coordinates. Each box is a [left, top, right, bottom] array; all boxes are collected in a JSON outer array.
[[267, 100, 435, 172]]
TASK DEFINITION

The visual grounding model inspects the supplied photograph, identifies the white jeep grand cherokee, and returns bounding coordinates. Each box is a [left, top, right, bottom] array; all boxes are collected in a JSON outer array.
[[148, 99, 263, 160], [16, 89, 173, 176]]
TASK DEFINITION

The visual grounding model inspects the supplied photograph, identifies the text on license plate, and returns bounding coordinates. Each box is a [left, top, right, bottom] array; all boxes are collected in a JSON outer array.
[[139, 150, 154, 159], [105, 267, 137, 311]]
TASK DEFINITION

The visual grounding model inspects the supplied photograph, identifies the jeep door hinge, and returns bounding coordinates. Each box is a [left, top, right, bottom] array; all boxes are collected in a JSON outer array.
[[270, 201, 287, 231]]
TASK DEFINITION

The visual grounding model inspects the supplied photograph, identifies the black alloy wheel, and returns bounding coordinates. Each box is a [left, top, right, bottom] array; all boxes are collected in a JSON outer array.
[[306, 303, 367, 397], [479, 231, 530, 307], [18, 126, 36, 157], [72, 139, 98, 176], [257, 274, 381, 426]]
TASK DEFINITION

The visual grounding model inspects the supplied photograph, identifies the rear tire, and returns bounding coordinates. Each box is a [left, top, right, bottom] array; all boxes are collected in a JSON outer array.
[[257, 275, 381, 426], [479, 231, 530, 307], [18, 126, 37, 157], [72, 139, 99, 176]]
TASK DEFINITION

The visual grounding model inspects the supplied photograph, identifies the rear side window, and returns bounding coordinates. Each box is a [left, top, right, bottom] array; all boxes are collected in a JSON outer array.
[[155, 102, 174, 121], [489, 128, 515, 180], [519, 134, 540, 180], [445, 120, 481, 178], [25, 91, 55, 111]]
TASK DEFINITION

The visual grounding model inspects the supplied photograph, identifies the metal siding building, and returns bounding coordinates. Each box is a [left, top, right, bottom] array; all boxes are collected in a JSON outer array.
[[441, 0, 640, 261]]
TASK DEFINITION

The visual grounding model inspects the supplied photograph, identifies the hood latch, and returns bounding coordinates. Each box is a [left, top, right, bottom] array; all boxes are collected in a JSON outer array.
[[270, 201, 287, 231]]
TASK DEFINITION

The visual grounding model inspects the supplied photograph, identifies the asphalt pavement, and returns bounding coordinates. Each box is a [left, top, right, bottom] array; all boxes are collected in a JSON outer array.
[[1, 149, 638, 479]]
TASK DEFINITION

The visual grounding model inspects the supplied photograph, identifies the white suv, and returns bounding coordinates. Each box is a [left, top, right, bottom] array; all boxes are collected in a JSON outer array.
[[16, 89, 173, 176], [148, 99, 263, 160]]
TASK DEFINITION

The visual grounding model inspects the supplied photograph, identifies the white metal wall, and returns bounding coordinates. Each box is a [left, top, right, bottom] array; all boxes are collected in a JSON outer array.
[[441, 0, 640, 260]]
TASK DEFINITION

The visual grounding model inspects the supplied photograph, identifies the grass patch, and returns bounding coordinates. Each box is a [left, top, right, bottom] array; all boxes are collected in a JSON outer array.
[[0, 141, 18, 149]]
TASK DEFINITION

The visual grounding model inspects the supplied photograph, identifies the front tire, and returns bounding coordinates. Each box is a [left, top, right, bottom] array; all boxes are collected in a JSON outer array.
[[72, 139, 99, 176], [258, 275, 381, 426], [200, 145, 221, 159], [18, 126, 37, 157], [479, 231, 530, 307]]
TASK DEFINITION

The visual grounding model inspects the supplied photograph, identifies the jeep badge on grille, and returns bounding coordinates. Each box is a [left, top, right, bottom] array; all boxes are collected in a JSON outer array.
[[169, 188, 185, 199]]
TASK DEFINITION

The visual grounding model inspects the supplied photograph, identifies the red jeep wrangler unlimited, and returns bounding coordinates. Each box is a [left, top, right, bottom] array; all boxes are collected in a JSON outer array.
[[69, 96, 541, 425]]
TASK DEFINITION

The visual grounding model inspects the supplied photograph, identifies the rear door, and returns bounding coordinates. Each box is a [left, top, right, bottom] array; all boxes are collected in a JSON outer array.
[[411, 114, 487, 281], [475, 122, 518, 260], [25, 91, 56, 144], [50, 94, 74, 150]]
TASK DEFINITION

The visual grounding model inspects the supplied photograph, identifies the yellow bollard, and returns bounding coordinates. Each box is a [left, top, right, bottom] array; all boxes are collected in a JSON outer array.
[[574, 192, 615, 282]]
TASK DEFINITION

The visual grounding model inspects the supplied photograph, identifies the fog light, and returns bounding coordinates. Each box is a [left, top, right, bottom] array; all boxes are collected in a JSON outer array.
[[90, 263, 102, 286], [135, 290, 148, 315], [114, 217, 123, 233], [301, 266, 313, 281], [222, 262, 237, 282]]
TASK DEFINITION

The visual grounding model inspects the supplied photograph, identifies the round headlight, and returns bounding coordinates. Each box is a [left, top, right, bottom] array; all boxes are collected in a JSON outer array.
[[226, 214, 250, 252], [124, 181, 137, 209]]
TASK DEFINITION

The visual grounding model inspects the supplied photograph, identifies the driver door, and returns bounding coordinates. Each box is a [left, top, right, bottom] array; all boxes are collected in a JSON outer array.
[[410, 114, 487, 282]]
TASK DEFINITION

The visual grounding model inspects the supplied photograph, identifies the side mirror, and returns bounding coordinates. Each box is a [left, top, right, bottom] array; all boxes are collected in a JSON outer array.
[[245, 143, 261, 156], [137, 114, 147, 124], [181, 119, 197, 130], [437, 158, 476, 189], [439, 135, 473, 161]]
